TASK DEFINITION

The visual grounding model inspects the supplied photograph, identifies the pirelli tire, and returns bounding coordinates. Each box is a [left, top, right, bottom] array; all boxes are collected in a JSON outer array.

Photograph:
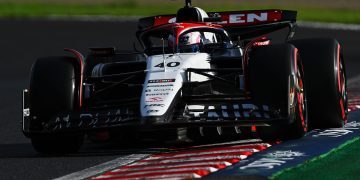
[[290, 38, 347, 129], [29, 56, 83, 154], [249, 44, 308, 141]]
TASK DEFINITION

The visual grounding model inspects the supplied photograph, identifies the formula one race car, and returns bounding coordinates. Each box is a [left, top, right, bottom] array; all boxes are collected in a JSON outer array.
[[22, 0, 348, 154]]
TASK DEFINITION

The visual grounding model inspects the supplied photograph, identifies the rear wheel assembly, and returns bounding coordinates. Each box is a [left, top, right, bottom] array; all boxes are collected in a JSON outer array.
[[290, 38, 347, 129]]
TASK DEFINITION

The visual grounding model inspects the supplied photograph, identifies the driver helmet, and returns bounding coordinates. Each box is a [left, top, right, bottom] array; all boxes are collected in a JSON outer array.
[[179, 31, 201, 45], [179, 31, 201, 52]]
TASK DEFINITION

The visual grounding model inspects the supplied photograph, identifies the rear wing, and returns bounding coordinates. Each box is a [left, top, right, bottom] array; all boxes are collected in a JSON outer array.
[[138, 9, 297, 40]]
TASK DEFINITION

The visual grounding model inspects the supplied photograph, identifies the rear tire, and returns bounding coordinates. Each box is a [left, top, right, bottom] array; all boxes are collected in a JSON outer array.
[[290, 38, 347, 129], [249, 44, 308, 141], [29, 56, 83, 154]]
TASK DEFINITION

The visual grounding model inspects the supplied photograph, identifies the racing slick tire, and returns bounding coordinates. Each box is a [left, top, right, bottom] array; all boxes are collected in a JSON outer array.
[[249, 44, 308, 141], [29, 56, 83, 154], [290, 38, 347, 129]]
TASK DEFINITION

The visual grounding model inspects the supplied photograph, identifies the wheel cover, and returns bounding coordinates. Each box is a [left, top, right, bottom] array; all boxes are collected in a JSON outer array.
[[295, 49, 307, 132], [337, 45, 347, 124], [297, 69, 307, 132]]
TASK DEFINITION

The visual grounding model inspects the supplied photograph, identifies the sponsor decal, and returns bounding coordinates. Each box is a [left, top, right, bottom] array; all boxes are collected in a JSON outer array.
[[229, 13, 268, 24], [253, 40, 271, 46], [147, 110, 159, 113], [154, 88, 173, 92], [53, 114, 71, 130], [168, 17, 176, 23], [146, 93, 170, 96], [52, 108, 135, 130], [147, 84, 174, 88], [239, 150, 306, 170], [312, 129, 353, 138], [144, 104, 165, 108], [153, 11, 281, 27], [186, 104, 271, 119], [312, 121, 360, 138], [23, 108, 30, 117], [345, 121, 360, 129], [208, 11, 282, 26], [154, 62, 181, 68], [148, 79, 175, 83], [266, 151, 305, 158], [146, 97, 163, 102]]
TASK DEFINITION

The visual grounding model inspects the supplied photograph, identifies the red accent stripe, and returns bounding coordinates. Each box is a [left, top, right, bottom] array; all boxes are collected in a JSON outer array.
[[340, 99, 346, 119], [64, 48, 84, 108], [337, 44, 341, 93], [139, 152, 251, 163], [91, 169, 212, 180], [336, 44, 347, 123], [103, 166, 219, 176], [243, 36, 270, 93], [137, 173, 202, 179], [349, 100, 360, 103], [347, 93, 360, 115], [294, 48, 298, 71], [176, 142, 270, 151], [94, 173, 202, 180], [348, 100, 359, 104], [148, 148, 257, 160], [152, 144, 266, 157], [294, 48, 307, 132], [251, 126, 257, 132], [109, 163, 228, 174], [150, 10, 283, 28], [121, 159, 238, 170], [136, 156, 248, 167]]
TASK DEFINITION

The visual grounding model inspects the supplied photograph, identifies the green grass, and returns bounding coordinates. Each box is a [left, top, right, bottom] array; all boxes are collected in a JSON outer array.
[[296, 8, 360, 24], [271, 137, 360, 180], [0, 2, 360, 24]]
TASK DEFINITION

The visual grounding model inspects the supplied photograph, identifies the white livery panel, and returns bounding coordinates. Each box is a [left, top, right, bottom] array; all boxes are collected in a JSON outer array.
[[141, 53, 210, 117]]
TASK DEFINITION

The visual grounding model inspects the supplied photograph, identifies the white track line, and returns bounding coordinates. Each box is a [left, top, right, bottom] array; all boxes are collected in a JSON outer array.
[[53, 154, 150, 180]]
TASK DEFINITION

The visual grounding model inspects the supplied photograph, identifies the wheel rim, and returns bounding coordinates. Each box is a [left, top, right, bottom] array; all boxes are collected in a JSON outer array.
[[296, 63, 307, 132], [295, 50, 307, 132], [338, 55, 347, 124]]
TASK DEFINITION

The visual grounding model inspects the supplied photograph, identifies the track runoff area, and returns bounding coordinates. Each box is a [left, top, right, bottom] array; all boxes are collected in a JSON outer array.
[[56, 102, 360, 180], [53, 22, 360, 180]]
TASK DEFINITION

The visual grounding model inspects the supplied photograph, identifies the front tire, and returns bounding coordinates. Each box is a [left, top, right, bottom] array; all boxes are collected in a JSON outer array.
[[249, 44, 308, 141], [29, 56, 83, 154]]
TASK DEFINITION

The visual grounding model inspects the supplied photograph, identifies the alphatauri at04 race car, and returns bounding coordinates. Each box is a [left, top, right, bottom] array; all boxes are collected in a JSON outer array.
[[22, 1, 347, 154]]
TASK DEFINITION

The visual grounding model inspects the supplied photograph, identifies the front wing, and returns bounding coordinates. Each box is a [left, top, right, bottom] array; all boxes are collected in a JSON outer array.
[[22, 89, 290, 136]]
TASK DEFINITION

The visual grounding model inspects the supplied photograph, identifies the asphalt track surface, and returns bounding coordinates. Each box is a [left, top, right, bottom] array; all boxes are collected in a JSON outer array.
[[0, 19, 359, 179]]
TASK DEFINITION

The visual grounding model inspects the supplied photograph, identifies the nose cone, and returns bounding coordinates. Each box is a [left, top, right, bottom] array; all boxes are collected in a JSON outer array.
[[140, 53, 211, 120], [141, 77, 180, 117]]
